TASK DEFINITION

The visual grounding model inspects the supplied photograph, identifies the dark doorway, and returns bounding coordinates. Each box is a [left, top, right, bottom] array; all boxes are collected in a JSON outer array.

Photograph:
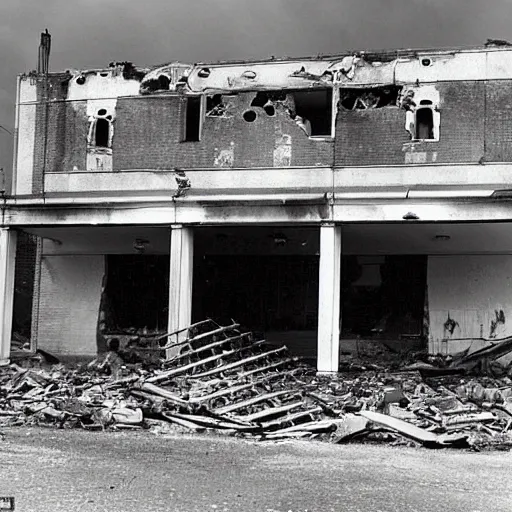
[[104, 255, 169, 333], [193, 255, 319, 333], [341, 255, 427, 339]]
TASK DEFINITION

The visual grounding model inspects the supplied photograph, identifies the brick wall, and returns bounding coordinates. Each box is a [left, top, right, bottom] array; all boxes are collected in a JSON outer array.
[[36, 255, 104, 356], [335, 108, 408, 166], [113, 93, 333, 170], [45, 101, 88, 172], [30, 79, 512, 179], [485, 81, 512, 162], [335, 81, 485, 166]]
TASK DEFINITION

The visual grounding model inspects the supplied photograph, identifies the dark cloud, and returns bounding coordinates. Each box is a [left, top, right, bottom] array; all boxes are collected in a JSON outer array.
[[0, 0, 509, 174]]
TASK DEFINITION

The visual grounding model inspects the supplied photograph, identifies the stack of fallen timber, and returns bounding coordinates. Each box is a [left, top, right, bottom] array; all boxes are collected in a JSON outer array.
[[2, 319, 512, 450]]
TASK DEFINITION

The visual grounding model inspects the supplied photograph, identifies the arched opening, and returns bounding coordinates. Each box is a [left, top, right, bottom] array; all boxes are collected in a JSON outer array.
[[95, 118, 110, 147], [415, 107, 434, 140]]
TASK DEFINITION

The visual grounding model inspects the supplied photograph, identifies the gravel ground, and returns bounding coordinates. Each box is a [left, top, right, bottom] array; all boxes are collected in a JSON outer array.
[[0, 427, 511, 512]]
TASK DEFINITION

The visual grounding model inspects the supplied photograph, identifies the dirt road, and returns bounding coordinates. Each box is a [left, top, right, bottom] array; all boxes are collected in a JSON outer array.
[[0, 427, 511, 512]]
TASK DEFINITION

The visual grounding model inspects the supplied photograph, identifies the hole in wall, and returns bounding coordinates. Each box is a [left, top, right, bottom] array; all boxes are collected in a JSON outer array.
[[264, 105, 276, 116], [242, 70, 257, 79], [243, 110, 257, 122], [198, 67, 211, 78], [76, 75, 86, 85], [97, 108, 107, 116], [206, 94, 226, 116], [95, 118, 110, 147], [251, 92, 269, 108], [421, 58, 432, 67], [99, 72, 109, 77]]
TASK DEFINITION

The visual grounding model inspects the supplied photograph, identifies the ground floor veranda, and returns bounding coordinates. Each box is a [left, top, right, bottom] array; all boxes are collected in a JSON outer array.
[[3, 218, 512, 371]]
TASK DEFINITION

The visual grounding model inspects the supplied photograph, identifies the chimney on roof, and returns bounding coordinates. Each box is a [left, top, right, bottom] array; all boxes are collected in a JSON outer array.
[[38, 29, 51, 75]]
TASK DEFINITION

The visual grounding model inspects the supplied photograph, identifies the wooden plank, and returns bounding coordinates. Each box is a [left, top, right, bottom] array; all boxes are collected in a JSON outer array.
[[161, 413, 207, 432], [261, 407, 323, 429], [191, 345, 286, 379], [146, 340, 266, 383], [359, 410, 439, 444], [189, 373, 283, 404], [238, 357, 295, 378], [166, 332, 251, 365], [240, 401, 304, 422], [214, 390, 299, 415], [136, 382, 190, 406]]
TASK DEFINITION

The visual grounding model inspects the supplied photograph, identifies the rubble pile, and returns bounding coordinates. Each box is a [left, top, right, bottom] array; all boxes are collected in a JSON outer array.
[[1, 319, 512, 451]]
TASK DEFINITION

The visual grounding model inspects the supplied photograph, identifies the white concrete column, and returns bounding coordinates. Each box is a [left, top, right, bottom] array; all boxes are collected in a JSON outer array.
[[168, 225, 194, 343], [0, 228, 17, 366], [317, 223, 342, 374]]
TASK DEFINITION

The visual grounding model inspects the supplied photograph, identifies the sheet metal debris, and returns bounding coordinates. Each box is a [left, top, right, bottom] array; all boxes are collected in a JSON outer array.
[[2, 319, 512, 451]]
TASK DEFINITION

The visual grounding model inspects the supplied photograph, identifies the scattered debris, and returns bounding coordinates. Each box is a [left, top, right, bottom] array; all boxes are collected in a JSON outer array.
[[3, 319, 512, 451]]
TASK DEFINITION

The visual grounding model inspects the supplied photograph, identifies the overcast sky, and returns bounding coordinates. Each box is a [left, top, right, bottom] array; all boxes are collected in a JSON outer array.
[[0, 0, 510, 174]]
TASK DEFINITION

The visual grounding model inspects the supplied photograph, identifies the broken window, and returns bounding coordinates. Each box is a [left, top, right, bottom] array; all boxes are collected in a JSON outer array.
[[339, 86, 401, 110], [415, 105, 434, 140], [88, 109, 113, 150], [206, 94, 226, 117], [184, 96, 202, 141], [292, 89, 332, 137]]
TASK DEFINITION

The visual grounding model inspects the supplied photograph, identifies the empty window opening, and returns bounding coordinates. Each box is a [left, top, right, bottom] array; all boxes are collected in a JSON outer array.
[[95, 118, 110, 147], [415, 107, 434, 139], [264, 104, 275, 116], [251, 92, 269, 108], [292, 89, 332, 136], [340, 86, 401, 110], [243, 110, 257, 122], [184, 96, 201, 141], [206, 94, 226, 117]]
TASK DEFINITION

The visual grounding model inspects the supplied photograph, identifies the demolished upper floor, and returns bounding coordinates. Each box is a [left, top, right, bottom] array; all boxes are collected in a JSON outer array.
[[18, 42, 512, 103]]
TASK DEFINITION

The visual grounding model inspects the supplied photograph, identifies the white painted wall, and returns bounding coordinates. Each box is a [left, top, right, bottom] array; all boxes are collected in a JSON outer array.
[[36, 255, 104, 356], [428, 255, 512, 356]]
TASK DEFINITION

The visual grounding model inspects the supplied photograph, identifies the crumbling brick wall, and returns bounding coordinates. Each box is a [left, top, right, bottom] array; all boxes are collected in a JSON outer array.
[[44, 101, 88, 173], [335, 81, 485, 166], [113, 93, 333, 170]]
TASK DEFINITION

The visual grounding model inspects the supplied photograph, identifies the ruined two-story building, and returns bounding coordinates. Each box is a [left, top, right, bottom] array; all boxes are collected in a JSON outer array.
[[3, 43, 512, 371]]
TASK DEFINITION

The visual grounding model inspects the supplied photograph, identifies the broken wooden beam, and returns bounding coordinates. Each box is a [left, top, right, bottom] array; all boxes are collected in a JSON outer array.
[[191, 345, 287, 379], [134, 382, 190, 406], [261, 407, 324, 430], [240, 401, 304, 422], [188, 373, 283, 404], [213, 389, 300, 415], [165, 332, 252, 365], [238, 357, 296, 378], [161, 412, 207, 432], [146, 340, 266, 383]]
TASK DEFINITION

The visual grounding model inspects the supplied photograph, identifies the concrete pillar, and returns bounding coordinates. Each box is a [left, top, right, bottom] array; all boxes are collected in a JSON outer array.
[[168, 225, 194, 345], [0, 228, 17, 366], [317, 223, 342, 374]]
